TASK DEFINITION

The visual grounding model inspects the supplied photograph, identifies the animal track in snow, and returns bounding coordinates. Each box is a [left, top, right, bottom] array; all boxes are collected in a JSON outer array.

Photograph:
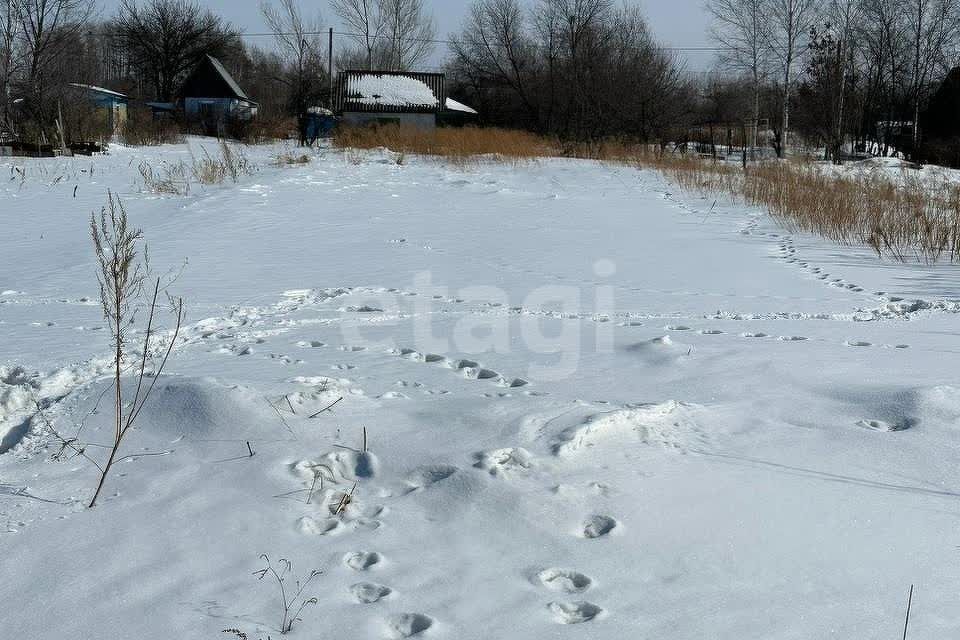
[[390, 347, 528, 390], [473, 448, 534, 477], [845, 340, 872, 347], [404, 464, 458, 492], [537, 568, 592, 593], [344, 551, 383, 571], [548, 601, 603, 624], [351, 582, 392, 603], [297, 516, 342, 536], [387, 613, 433, 637], [777, 335, 808, 341], [855, 418, 913, 432], [581, 515, 618, 539]]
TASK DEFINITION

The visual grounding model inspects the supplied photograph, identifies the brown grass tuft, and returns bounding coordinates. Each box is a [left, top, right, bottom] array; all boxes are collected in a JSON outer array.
[[334, 125, 555, 165]]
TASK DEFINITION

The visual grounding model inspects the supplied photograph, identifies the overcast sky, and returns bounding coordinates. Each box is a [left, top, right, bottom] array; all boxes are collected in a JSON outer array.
[[97, 0, 714, 69]]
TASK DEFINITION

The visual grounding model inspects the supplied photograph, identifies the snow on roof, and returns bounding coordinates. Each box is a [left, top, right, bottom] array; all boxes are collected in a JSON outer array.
[[347, 74, 439, 108], [69, 83, 128, 99], [206, 55, 254, 103], [445, 97, 477, 115]]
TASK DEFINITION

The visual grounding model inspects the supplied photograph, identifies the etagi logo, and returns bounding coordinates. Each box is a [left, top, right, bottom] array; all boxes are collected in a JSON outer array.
[[338, 260, 618, 381]]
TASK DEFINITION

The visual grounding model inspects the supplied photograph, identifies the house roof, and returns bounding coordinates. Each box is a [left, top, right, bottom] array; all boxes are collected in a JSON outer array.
[[336, 71, 445, 114], [69, 83, 128, 100], [445, 98, 477, 115], [180, 55, 257, 104]]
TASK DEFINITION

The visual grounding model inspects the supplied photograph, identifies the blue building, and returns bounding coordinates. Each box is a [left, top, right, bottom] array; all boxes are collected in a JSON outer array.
[[180, 55, 258, 136], [68, 83, 129, 133]]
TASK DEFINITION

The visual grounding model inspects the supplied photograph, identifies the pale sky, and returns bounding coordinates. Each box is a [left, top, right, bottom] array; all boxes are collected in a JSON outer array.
[[96, 0, 714, 70]]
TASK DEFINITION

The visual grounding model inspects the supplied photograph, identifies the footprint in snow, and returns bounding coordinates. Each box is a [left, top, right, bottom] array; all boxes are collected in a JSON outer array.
[[537, 568, 592, 594], [581, 515, 618, 539], [344, 551, 383, 571], [474, 448, 534, 477], [856, 418, 914, 432], [845, 340, 872, 347], [404, 465, 458, 493], [351, 582, 392, 604], [778, 335, 808, 341], [548, 601, 603, 624], [387, 613, 434, 637]]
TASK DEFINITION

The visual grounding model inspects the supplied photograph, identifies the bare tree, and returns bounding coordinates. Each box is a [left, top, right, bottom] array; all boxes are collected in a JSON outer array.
[[766, 0, 823, 156], [449, 0, 538, 124], [114, 0, 238, 102], [260, 0, 326, 128], [905, 0, 960, 146], [381, 0, 436, 70], [330, 0, 385, 70], [12, 0, 92, 136], [707, 0, 769, 148], [0, 0, 18, 133], [825, 0, 863, 161]]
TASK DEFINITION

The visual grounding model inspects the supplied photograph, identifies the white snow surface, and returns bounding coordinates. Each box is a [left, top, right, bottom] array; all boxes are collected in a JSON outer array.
[[2, 139, 960, 638], [348, 74, 439, 108]]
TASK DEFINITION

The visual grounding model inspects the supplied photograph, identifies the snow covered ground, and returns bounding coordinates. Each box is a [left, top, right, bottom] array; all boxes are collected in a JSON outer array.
[[2, 140, 960, 638]]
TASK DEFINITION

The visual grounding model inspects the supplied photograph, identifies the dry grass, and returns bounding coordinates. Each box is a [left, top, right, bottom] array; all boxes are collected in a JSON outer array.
[[334, 125, 555, 165], [190, 141, 252, 185], [274, 151, 311, 166], [334, 124, 960, 262], [120, 109, 184, 146], [139, 141, 253, 194]]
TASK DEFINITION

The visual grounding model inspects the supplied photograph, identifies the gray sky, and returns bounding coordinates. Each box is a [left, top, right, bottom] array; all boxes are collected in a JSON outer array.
[[97, 0, 714, 69]]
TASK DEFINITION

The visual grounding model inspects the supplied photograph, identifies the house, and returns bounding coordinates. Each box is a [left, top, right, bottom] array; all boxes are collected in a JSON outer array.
[[335, 71, 446, 129], [180, 55, 258, 135], [68, 83, 129, 133], [439, 97, 479, 127]]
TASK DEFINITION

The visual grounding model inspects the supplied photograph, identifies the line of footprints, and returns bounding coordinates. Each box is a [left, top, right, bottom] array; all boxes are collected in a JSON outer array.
[[340, 513, 617, 636]]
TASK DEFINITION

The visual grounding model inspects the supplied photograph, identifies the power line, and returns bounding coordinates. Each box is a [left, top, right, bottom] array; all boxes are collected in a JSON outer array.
[[85, 27, 725, 53]]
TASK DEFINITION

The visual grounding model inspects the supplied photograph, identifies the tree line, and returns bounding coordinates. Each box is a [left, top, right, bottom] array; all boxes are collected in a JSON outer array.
[[3, 0, 960, 164]]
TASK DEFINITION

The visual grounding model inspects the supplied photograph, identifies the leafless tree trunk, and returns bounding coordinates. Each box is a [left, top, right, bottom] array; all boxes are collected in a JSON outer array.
[[905, 0, 960, 147], [767, 0, 823, 157], [707, 0, 769, 149], [260, 0, 325, 130], [381, 0, 435, 71], [450, 0, 539, 125], [826, 0, 863, 162], [0, 0, 18, 132], [12, 0, 92, 136], [114, 0, 237, 102], [331, 0, 386, 70]]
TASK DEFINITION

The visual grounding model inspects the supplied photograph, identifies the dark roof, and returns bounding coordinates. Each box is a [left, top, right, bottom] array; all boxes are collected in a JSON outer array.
[[335, 70, 445, 114], [180, 55, 256, 104]]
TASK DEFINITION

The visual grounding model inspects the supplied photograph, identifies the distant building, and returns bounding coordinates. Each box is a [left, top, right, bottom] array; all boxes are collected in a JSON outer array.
[[68, 83, 129, 133], [335, 71, 446, 129], [180, 55, 258, 135]]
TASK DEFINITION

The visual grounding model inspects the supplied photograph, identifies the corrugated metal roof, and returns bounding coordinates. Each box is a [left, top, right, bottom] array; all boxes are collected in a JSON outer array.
[[336, 71, 445, 114]]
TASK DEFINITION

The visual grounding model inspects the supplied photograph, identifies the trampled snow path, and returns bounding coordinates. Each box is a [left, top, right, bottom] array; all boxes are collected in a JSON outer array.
[[2, 142, 960, 638]]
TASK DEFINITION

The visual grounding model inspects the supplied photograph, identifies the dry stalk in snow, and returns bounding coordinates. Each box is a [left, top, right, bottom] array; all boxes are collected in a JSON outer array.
[[87, 191, 183, 508]]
